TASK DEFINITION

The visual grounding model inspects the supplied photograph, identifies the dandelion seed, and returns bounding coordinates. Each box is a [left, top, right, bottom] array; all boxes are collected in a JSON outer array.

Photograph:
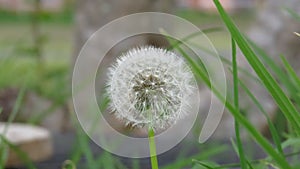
[[107, 46, 196, 130]]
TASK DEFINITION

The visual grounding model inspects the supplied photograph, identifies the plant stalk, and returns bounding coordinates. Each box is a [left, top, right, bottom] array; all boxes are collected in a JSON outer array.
[[148, 127, 159, 169]]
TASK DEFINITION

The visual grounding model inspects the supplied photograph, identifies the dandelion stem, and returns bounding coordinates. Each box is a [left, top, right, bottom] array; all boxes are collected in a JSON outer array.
[[148, 127, 159, 169]]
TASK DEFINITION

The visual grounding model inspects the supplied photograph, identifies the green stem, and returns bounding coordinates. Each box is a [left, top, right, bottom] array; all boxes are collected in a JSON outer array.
[[148, 127, 159, 169]]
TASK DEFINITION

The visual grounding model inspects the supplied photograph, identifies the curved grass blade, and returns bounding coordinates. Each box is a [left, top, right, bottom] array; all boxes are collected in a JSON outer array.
[[188, 41, 259, 83], [162, 20, 291, 168], [177, 42, 291, 168], [167, 27, 223, 50]]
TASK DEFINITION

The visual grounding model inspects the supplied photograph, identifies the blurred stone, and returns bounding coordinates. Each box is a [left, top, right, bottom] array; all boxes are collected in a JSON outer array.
[[0, 123, 53, 167], [0, 88, 71, 132]]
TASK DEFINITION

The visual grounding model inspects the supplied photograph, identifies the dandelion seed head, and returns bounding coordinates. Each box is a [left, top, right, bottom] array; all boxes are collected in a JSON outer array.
[[107, 46, 196, 130]]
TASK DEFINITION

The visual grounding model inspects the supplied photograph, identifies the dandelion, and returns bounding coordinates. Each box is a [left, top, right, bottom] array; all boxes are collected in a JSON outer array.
[[106, 46, 196, 169], [107, 46, 196, 130]]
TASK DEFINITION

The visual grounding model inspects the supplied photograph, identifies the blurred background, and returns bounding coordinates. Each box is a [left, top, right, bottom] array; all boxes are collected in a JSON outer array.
[[0, 0, 299, 168]]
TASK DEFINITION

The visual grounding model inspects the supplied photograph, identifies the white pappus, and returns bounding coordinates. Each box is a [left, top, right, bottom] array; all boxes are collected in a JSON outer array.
[[106, 46, 197, 130]]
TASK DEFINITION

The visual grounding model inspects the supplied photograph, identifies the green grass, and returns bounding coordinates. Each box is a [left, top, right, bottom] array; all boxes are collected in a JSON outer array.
[[215, 0, 300, 134], [166, 1, 300, 168], [0, 23, 71, 102], [0, 87, 37, 169], [193, 1, 299, 168]]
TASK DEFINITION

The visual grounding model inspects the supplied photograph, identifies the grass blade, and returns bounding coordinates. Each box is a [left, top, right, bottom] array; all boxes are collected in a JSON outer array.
[[0, 87, 26, 169], [176, 42, 291, 168], [192, 160, 214, 169], [247, 39, 300, 103], [237, 78, 284, 155], [167, 27, 223, 50], [0, 135, 37, 169], [284, 7, 300, 22], [162, 145, 227, 169], [76, 127, 97, 169], [280, 55, 300, 90], [209, 1, 294, 168], [230, 139, 255, 169], [70, 109, 97, 169], [163, 14, 291, 167], [3, 86, 26, 133], [214, 0, 300, 135], [0, 139, 8, 169], [231, 38, 247, 169]]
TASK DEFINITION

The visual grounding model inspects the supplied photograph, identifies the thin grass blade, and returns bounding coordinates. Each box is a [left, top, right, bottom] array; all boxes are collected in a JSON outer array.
[[237, 78, 284, 155], [280, 55, 300, 90], [0, 136, 37, 169], [231, 38, 247, 169]]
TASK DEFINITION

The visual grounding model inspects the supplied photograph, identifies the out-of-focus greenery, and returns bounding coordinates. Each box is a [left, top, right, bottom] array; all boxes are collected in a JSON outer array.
[[1, 1, 300, 168], [0, 22, 72, 102]]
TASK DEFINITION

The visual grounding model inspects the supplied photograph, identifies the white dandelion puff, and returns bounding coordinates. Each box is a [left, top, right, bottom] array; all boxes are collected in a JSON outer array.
[[107, 46, 197, 130]]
